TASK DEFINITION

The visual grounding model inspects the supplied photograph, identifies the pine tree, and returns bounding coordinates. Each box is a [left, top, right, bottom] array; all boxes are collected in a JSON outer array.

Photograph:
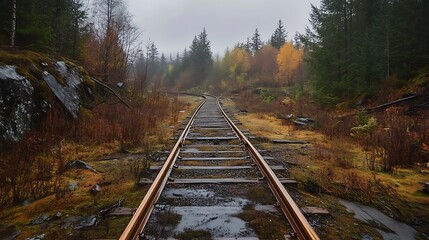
[[245, 37, 252, 53], [302, 0, 429, 104], [0, 0, 86, 57], [148, 42, 159, 64], [159, 53, 167, 73], [270, 20, 287, 49], [251, 28, 262, 53], [188, 28, 213, 85]]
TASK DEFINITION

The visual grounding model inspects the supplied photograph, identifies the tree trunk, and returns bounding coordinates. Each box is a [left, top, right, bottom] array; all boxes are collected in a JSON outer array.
[[10, 0, 16, 47], [102, 0, 113, 83]]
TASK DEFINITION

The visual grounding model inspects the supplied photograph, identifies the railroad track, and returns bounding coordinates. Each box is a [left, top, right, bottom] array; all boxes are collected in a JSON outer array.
[[120, 95, 319, 240]]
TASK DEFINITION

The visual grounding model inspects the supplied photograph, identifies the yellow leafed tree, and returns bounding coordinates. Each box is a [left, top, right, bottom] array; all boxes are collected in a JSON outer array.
[[228, 47, 250, 89], [276, 42, 303, 86]]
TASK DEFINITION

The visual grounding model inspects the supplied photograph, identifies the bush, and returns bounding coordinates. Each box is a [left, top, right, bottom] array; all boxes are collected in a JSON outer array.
[[356, 107, 423, 171]]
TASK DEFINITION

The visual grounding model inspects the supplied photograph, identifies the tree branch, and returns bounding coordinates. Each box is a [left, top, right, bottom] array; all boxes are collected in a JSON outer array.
[[90, 77, 131, 108]]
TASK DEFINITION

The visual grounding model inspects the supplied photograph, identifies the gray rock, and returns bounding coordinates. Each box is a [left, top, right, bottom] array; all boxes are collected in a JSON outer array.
[[74, 215, 98, 229], [68, 182, 78, 191], [54, 212, 63, 219], [26, 233, 45, 240], [90, 184, 101, 194], [42, 69, 81, 118], [66, 160, 99, 173], [0, 65, 34, 142], [31, 214, 50, 225], [1, 61, 94, 142], [60, 216, 83, 229]]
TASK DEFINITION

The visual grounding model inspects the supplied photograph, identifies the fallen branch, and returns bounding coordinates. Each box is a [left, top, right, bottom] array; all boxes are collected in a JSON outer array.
[[367, 95, 417, 112], [338, 95, 418, 118], [90, 77, 131, 108]]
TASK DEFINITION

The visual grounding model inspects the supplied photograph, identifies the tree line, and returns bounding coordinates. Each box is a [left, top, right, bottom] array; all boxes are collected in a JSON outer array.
[[301, 0, 429, 105], [3, 0, 424, 103], [0, 0, 86, 58], [137, 20, 305, 93]]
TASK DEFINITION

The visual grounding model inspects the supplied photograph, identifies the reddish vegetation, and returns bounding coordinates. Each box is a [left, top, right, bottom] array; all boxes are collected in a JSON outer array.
[[0, 91, 178, 207], [233, 87, 429, 172]]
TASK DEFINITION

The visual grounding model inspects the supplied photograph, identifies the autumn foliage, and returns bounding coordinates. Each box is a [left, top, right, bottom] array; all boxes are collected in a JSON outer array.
[[213, 41, 303, 93], [276, 42, 303, 86]]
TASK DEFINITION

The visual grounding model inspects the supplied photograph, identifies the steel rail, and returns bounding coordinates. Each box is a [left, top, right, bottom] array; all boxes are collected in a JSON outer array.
[[119, 96, 207, 240], [217, 97, 320, 240]]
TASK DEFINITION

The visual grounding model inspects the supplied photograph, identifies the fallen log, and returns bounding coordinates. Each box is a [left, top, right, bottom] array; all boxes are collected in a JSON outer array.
[[338, 95, 419, 118], [367, 95, 417, 112]]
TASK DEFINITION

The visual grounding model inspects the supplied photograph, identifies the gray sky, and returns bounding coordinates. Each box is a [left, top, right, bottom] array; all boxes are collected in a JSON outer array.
[[125, 0, 321, 56]]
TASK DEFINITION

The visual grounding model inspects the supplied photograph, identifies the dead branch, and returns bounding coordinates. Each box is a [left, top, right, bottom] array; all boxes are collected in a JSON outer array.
[[90, 77, 131, 108]]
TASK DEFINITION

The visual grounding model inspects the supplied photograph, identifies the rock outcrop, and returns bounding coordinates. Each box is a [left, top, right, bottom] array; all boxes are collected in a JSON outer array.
[[0, 65, 35, 142], [0, 55, 95, 142]]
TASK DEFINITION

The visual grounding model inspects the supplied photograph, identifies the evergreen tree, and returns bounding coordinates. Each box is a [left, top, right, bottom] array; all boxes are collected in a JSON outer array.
[[159, 53, 167, 73], [0, 0, 86, 58], [188, 28, 213, 86], [303, 0, 429, 105], [245, 37, 252, 53], [251, 28, 262, 53], [147, 42, 159, 79], [270, 20, 287, 49], [148, 42, 159, 64]]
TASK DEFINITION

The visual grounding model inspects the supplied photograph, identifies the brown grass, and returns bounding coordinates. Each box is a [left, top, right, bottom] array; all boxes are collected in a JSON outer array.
[[0, 93, 201, 239], [227, 92, 429, 235], [236, 208, 290, 239]]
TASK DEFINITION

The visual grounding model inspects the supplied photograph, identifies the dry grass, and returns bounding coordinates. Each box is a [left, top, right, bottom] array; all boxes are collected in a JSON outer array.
[[227, 94, 429, 236], [0, 94, 202, 239], [235, 111, 326, 144], [236, 208, 290, 239]]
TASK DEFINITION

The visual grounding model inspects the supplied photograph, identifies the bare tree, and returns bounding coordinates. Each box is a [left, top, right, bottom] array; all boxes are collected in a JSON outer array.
[[10, 0, 16, 46], [93, 0, 140, 83], [92, 0, 140, 85], [115, 9, 141, 84]]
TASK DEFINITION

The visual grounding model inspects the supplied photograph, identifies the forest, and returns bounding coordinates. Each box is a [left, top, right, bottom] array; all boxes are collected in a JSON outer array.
[[0, 0, 429, 238], [1, 0, 428, 99]]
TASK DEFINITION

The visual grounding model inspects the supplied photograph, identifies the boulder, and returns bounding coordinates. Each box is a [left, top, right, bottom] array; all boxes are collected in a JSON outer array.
[[0, 59, 95, 143], [0, 65, 35, 142]]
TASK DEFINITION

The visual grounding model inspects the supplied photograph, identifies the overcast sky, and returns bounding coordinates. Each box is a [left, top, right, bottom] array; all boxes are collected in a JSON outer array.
[[124, 0, 321, 56]]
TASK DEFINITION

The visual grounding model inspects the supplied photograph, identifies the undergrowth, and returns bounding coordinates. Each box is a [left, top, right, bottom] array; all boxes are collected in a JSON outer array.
[[0, 91, 179, 208]]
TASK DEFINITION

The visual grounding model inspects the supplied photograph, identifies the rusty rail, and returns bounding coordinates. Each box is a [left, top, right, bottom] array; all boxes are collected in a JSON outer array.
[[119, 96, 206, 240], [217, 97, 320, 240]]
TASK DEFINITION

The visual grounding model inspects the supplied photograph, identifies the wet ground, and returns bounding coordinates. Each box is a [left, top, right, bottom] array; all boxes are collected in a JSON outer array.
[[339, 199, 417, 240]]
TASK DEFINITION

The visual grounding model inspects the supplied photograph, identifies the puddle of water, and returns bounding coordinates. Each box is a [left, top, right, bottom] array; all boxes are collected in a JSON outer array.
[[339, 198, 417, 240], [155, 187, 286, 238], [168, 206, 256, 238], [180, 148, 201, 153], [163, 188, 216, 198], [254, 204, 277, 212]]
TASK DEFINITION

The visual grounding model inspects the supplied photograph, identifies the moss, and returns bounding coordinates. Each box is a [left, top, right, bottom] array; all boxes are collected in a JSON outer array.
[[246, 186, 275, 204], [175, 229, 212, 240], [157, 212, 181, 226], [236, 209, 289, 239]]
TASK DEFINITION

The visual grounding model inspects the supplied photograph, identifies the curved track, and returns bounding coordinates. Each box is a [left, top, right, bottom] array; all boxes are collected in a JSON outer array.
[[120, 95, 319, 240]]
